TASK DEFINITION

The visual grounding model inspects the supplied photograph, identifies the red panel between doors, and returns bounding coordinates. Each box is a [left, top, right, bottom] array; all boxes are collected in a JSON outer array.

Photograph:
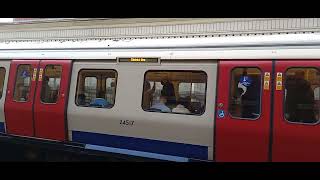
[[215, 61, 272, 162]]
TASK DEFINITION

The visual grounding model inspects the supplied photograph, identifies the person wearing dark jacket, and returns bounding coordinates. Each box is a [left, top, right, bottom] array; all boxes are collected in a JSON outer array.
[[285, 71, 316, 123], [161, 79, 176, 106]]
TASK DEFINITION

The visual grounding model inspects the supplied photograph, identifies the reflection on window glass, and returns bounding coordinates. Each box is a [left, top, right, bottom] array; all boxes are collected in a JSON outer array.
[[84, 77, 97, 102], [40, 65, 62, 103], [142, 71, 207, 115], [0, 68, 5, 99], [14, 65, 32, 102], [76, 69, 117, 108], [229, 67, 261, 119], [285, 68, 320, 124]]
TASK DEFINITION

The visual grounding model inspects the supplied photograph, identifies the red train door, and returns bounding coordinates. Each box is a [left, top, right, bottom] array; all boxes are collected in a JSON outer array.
[[34, 60, 71, 141], [273, 60, 320, 161], [215, 61, 272, 162], [5, 60, 71, 141], [5, 60, 40, 136]]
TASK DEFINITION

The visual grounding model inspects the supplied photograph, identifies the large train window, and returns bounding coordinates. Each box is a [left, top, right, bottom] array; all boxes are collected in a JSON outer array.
[[142, 70, 207, 115], [75, 69, 117, 108], [229, 67, 262, 120], [40, 65, 62, 104], [284, 68, 320, 124], [13, 64, 32, 102], [0, 68, 5, 99]]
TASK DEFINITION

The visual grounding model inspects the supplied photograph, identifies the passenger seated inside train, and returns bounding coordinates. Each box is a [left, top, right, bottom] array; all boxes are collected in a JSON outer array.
[[142, 71, 207, 115], [172, 103, 190, 114], [75, 69, 117, 109], [89, 98, 110, 108], [189, 101, 203, 114], [150, 90, 171, 112]]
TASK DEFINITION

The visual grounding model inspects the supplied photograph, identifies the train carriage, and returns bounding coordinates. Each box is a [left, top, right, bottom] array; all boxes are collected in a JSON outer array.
[[0, 33, 319, 161]]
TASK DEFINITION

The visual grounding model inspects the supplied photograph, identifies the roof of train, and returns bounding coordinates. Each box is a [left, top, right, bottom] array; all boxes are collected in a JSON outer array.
[[0, 33, 320, 50], [1, 33, 320, 60]]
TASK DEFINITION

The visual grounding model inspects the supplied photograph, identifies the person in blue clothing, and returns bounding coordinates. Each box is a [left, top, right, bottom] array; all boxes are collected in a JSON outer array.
[[89, 98, 110, 108], [150, 89, 171, 113]]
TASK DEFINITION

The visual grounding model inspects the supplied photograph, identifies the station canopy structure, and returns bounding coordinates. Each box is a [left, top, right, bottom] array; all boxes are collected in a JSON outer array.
[[0, 18, 319, 43]]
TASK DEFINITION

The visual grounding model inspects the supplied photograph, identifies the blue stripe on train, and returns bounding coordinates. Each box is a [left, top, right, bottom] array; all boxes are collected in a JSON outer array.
[[85, 144, 189, 162], [72, 131, 208, 160], [0, 122, 4, 133]]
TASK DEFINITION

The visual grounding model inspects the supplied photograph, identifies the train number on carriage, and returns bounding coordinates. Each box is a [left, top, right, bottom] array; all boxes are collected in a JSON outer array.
[[120, 120, 134, 126]]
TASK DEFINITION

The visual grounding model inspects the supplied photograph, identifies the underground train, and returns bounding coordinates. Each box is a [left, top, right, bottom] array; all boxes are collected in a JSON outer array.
[[0, 33, 320, 161]]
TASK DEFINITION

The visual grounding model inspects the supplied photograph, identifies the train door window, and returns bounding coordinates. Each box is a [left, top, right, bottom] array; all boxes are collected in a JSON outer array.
[[76, 69, 117, 108], [13, 64, 32, 102], [0, 68, 5, 99], [142, 71, 207, 115], [229, 67, 262, 120], [40, 65, 62, 103], [284, 68, 320, 124]]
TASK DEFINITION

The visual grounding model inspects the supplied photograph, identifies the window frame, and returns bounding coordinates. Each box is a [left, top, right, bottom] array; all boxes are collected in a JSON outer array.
[[13, 64, 32, 103], [283, 67, 320, 126], [0, 67, 6, 100], [75, 68, 118, 109], [40, 64, 63, 105], [141, 70, 208, 116], [228, 66, 263, 121]]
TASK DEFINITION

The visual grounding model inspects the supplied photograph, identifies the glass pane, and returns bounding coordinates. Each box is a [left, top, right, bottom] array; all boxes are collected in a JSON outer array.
[[229, 67, 261, 119], [106, 77, 116, 105], [76, 69, 117, 108], [13, 65, 32, 102], [142, 71, 207, 115], [285, 68, 320, 124], [0, 68, 6, 99], [40, 65, 62, 103], [84, 77, 97, 103]]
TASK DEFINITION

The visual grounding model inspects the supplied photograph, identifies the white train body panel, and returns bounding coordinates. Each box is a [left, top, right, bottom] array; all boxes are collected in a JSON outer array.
[[67, 61, 217, 161]]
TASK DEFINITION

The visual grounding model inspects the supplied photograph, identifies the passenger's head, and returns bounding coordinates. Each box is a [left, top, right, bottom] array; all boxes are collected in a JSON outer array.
[[161, 79, 168, 85]]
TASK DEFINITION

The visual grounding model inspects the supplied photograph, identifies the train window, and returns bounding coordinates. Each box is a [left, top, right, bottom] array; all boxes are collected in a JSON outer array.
[[142, 71, 207, 115], [40, 65, 62, 104], [75, 69, 117, 108], [13, 64, 32, 102], [284, 68, 320, 124], [229, 67, 262, 120], [0, 68, 5, 100]]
